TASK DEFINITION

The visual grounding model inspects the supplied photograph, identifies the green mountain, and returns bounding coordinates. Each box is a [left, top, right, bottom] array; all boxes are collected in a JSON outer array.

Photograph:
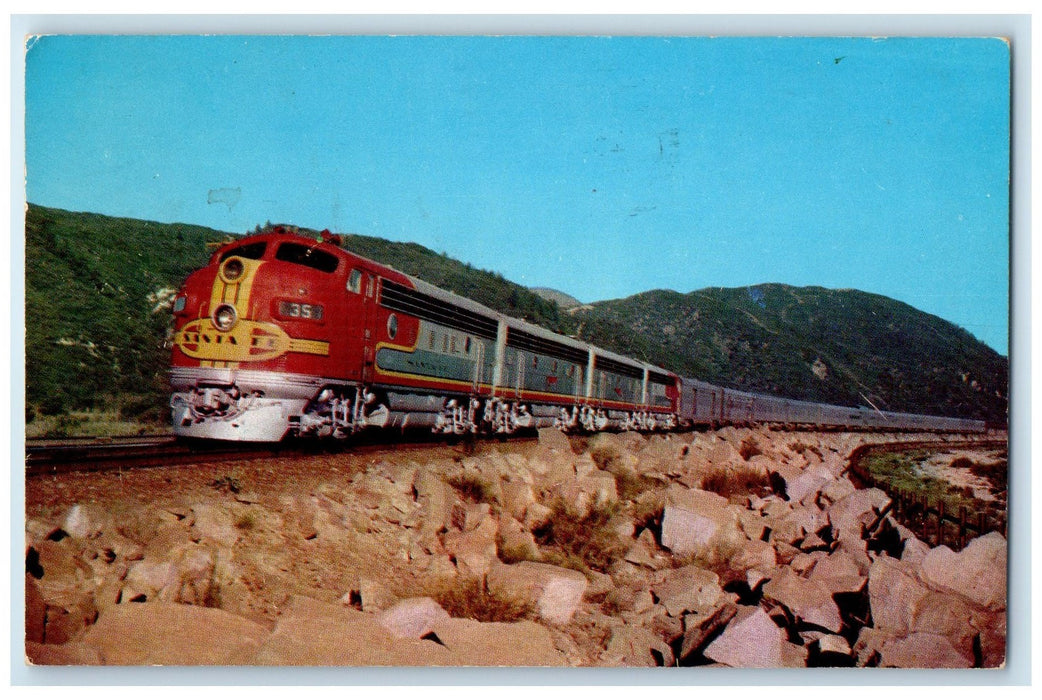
[[569, 286, 1008, 423], [24, 205, 1007, 426], [25, 205, 228, 418]]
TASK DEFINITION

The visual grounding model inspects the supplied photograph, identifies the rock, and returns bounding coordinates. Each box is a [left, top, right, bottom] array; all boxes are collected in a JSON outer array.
[[706, 439, 743, 468], [910, 590, 981, 662], [82, 602, 269, 664], [25, 518, 62, 547], [25, 574, 46, 644], [601, 623, 675, 666], [42, 599, 98, 645], [30, 540, 93, 608], [650, 565, 724, 618], [431, 616, 567, 666], [788, 551, 823, 577], [817, 634, 852, 657], [762, 567, 843, 633], [807, 549, 866, 595], [169, 542, 217, 605], [878, 632, 974, 668], [26, 640, 104, 665], [500, 478, 536, 521], [736, 509, 769, 541], [358, 577, 397, 612], [660, 486, 744, 560], [920, 532, 1007, 610], [827, 488, 891, 542], [461, 502, 492, 532], [537, 426, 573, 454], [498, 515, 541, 563], [377, 597, 450, 639], [746, 569, 769, 591], [852, 626, 893, 666], [487, 560, 587, 625], [250, 595, 457, 665], [62, 504, 109, 540], [785, 467, 833, 505], [624, 533, 662, 570], [868, 555, 930, 635], [414, 472, 456, 534], [768, 503, 828, 547], [818, 477, 857, 506], [442, 515, 498, 579], [556, 470, 618, 517], [142, 522, 194, 559], [124, 560, 180, 602], [679, 602, 738, 661], [523, 502, 553, 530], [704, 605, 807, 667], [190, 504, 240, 548], [94, 531, 145, 563]]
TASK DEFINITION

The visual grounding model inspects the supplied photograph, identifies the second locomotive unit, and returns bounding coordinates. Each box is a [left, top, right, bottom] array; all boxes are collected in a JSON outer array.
[[169, 227, 984, 441]]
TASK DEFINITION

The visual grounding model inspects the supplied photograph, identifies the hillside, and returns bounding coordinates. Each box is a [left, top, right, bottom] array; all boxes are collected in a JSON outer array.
[[24, 205, 229, 418], [570, 285, 1008, 424], [23, 205, 1007, 426], [530, 287, 584, 310]]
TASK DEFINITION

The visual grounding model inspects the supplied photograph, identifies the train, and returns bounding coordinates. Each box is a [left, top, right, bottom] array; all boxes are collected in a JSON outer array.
[[169, 227, 985, 442]]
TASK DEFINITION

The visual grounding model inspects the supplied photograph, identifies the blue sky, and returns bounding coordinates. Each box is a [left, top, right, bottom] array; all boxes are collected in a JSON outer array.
[[24, 34, 1010, 354]]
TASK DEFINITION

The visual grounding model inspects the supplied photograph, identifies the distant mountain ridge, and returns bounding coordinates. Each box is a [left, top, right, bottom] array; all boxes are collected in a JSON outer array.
[[530, 287, 584, 310], [24, 204, 1007, 425]]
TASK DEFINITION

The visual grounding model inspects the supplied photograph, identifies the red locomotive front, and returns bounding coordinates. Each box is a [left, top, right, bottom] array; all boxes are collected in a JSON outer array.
[[169, 228, 397, 440]]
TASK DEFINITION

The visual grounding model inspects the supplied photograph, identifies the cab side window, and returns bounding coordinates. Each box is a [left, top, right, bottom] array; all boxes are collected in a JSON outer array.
[[347, 269, 363, 294]]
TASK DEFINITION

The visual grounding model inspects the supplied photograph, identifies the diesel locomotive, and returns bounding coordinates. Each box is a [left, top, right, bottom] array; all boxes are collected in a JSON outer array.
[[169, 227, 984, 441]]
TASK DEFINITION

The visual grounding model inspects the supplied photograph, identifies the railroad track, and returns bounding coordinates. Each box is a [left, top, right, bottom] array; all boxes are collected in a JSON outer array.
[[24, 435, 281, 477], [25, 431, 535, 478]]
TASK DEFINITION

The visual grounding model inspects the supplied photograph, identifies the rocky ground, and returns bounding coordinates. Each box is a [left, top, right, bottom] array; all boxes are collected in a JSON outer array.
[[24, 426, 1007, 668]]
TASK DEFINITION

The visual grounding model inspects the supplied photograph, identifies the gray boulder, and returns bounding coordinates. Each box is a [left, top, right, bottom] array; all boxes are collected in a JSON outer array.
[[377, 597, 451, 639], [920, 532, 1007, 610], [868, 555, 930, 635], [878, 632, 974, 668], [650, 564, 724, 618], [487, 560, 588, 625], [762, 567, 843, 633], [82, 601, 270, 665], [704, 605, 807, 667]]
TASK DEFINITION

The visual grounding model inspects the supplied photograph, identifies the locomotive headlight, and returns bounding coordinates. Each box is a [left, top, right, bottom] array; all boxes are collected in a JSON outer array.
[[220, 257, 246, 283], [212, 303, 239, 332]]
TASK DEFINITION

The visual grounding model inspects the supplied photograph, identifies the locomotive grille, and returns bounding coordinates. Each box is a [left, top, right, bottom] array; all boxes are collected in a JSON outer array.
[[594, 355, 644, 379], [380, 280, 499, 339], [648, 370, 674, 386], [506, 327, 589, 365]]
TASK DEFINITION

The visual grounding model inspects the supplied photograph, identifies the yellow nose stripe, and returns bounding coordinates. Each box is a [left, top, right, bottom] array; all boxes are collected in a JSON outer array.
[[210, 256, 265, 313]]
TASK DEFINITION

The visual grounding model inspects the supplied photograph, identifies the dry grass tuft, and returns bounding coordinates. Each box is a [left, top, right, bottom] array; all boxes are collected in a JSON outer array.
[[447, 472, 497, 505], [419, 577, 533, 623], [699, 465, 773, 501], [532, 497, 628, 574]]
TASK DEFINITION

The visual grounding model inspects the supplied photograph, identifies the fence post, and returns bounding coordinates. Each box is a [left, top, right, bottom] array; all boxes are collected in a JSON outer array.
[[937, 500, 945, 547], [958, 505, 967, 550]]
